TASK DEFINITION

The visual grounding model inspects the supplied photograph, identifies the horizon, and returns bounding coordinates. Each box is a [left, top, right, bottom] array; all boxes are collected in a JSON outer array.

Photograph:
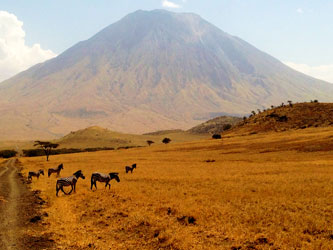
[[1, 1, 333, 83]]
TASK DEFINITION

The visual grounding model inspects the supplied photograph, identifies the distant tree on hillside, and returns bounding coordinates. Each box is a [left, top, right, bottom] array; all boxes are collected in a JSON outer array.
[[162, 138, 171, 145], [288, 100, 293, 107], [271, 105, 274, 109], [313, 99, 319, 103], [212, 134, 222, 139], [251, 111, 256, 116], [34, 141, 59, 161], [146, 140, 154, 146]]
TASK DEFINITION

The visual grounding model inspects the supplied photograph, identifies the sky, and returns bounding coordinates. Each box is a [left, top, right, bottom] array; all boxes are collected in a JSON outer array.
[[0, 0, 333, 83]]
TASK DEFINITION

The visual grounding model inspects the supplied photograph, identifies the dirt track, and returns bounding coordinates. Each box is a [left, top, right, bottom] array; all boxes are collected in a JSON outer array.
[[0, 159, 55, 249]]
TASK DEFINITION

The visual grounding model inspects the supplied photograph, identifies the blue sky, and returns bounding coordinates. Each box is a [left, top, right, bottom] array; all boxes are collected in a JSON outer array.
[[1, 0, 333, 82]]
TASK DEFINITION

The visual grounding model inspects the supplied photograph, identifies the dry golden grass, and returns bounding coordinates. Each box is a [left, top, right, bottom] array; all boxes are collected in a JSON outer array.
[[21, 127, 333, 249]]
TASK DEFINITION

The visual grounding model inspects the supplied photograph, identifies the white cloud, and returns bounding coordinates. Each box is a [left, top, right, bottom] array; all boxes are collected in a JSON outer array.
[[162, 0, 181, 8], [284, 61, 333, 84], [0, 11, 56, 82], [296, 8, 304, 14]]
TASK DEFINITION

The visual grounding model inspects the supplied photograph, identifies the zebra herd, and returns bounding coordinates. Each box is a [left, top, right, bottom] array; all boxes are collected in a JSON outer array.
[[28, 163, 137, 196]]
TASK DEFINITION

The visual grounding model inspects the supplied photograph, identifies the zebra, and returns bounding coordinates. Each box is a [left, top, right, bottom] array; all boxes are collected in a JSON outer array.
[[125, 163, 136, 174], [48, 163, 64, 177], [28, 169, 44, 180], [56, 170, 85, 196], [91, 172, 120, 190]]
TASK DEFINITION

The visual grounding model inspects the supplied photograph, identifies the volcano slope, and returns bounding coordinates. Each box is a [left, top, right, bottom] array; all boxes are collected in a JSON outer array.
[[20, 126, 333, 249], [1, 10, 333, 140]]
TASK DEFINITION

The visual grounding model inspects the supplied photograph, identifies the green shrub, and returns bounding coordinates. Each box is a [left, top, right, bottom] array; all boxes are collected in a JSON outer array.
[[223, 124, 232, 131], [0, 150, 17, 158], [212, 134, 222, 139]]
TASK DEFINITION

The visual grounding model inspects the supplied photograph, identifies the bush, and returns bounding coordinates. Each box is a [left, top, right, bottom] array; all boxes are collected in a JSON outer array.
[[0, 150, 17, 158], [162, 138, 171, 144], [223, 124, 232, 131], [212, 134, 222, 139], [23, 149, 46, 157], [23, 147, 115, 157]]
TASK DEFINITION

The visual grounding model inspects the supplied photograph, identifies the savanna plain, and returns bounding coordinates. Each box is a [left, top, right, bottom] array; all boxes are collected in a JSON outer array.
[[20, 128, 333, 249]]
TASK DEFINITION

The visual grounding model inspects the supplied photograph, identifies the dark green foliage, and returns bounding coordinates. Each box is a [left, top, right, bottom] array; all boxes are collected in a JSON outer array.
[[0, 150, 17, 158], [162, 138, 171, 144], [147, 140, 154, 146], [212, 134, 222, 139], [223, 124, 232, 131], [117, 146, 142, 150], [84, 147, 114, 152], [23, 147, 115, 157]]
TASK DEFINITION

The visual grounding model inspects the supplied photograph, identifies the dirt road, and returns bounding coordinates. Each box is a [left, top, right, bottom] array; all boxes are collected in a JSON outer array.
[[0, 159, 54, 249]]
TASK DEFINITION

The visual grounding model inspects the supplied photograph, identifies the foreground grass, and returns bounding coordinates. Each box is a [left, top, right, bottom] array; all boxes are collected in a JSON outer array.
[[21, 128, 333, 249]]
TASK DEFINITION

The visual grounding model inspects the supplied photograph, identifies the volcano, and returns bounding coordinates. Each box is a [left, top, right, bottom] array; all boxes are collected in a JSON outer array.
[[0, 9, 332, 140]]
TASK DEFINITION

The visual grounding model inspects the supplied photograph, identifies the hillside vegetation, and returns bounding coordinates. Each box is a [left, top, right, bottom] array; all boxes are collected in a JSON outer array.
[[187, 116, 242, 134], [21, 127, 333, 249], [233, 102, 333, 134]]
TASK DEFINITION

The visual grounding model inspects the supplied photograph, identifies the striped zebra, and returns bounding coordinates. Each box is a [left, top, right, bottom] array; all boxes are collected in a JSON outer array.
[[48, 163, 64, 177], [125, 163, 136, 174], [28, 169, 44, 180], [91, 172, 120, 190], [56, 170, 85, 196]]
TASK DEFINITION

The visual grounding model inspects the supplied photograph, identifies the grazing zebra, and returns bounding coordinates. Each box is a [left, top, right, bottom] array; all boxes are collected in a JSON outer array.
[[91, 172, 120, 190], [125, 163, 136, 174], [56, 170, 85, 196], [28, 169, 44, 180], [48, 163, 64, 177]]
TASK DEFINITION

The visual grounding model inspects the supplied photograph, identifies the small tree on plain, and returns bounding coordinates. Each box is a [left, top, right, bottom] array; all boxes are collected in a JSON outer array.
[[34, 141, 59, 161], [146, 140, 154, 146], [162, 138, 171, 145]]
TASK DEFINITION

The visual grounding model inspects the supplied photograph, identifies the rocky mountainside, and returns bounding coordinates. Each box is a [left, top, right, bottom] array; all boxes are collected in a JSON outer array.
[[1, 9, 333, 140]]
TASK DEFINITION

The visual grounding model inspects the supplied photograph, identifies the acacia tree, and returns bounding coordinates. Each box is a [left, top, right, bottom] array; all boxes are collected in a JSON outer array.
[[162, 138, 171, 145], [34, 141, 59, 161], [287, 100, 293, 107], [146, 140, 154, 146]]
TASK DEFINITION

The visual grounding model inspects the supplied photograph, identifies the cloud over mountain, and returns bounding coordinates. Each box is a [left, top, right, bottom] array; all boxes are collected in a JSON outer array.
[[0, 11, 56, 81], [284, 61, 333, 84], [162, 0, 181, 9]]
